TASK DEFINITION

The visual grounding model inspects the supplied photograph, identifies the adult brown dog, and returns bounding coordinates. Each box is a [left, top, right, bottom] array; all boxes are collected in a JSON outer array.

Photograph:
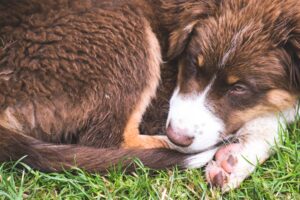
[[154, 0, 300, 191], [0, 0, 218, 173]]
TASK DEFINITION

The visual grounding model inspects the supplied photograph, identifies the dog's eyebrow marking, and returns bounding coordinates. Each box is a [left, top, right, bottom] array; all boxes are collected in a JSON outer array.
[[198, 55, 205, 67], [220, 24, 252, 67], [227, 75, 239, 85]]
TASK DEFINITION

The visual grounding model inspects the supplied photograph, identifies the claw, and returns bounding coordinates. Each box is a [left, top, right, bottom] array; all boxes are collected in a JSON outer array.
[[212, 171, 227, 187]]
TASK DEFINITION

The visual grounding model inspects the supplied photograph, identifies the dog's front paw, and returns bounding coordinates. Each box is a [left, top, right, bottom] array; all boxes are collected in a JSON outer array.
[[205, 143, 248, 192]]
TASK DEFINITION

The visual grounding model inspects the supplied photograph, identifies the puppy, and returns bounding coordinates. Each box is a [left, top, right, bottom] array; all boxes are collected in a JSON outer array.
[[161, 0, 300, 191], [0, 0, 217, 172]]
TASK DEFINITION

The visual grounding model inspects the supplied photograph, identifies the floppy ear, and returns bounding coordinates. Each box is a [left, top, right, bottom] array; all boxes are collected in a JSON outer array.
[[161, 0, 217, 60], [280, 2, 300, 91], [286, 33, 300, 91], [167, 20, 198, 60], [270, 0, 300, 92]]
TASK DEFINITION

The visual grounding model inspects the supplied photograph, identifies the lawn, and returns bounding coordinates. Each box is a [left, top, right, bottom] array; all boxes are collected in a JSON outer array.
[[0, 120, 299, 200]]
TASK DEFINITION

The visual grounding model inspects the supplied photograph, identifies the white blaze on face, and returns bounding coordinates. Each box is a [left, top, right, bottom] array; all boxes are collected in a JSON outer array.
[[167, 81, 224, 153]]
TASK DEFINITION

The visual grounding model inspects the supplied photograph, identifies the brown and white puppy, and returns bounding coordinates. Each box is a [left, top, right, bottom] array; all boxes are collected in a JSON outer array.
[[2, 0, 298, 192], [0, 0, 216, 172], [163, 0, 300, 191]]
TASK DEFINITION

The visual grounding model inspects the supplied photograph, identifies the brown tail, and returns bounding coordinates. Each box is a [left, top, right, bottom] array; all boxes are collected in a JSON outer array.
[[0, 126, 189, 172]]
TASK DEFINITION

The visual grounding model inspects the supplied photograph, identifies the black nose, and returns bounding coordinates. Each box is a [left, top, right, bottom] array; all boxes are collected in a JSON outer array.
[[166, 124, 194, 147]]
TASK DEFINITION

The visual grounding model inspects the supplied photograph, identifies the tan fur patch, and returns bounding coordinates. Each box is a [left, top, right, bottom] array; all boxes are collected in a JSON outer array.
[[227, 76, 239, 85], [229, 89, 297, 131], [198, 55, 204, 67], [266, 89, 297, 109]]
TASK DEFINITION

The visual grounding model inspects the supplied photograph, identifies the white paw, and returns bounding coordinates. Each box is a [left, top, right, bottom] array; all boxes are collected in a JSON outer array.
[[205, 143, 256, 192]]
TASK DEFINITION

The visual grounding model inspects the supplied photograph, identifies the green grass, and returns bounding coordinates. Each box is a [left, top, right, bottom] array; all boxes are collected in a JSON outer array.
[[0, 121, 299, 200], [0, 18, 299, 200]]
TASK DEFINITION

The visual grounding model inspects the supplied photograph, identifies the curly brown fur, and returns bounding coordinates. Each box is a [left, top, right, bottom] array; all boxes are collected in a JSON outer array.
[[0, 0, 205, 172]]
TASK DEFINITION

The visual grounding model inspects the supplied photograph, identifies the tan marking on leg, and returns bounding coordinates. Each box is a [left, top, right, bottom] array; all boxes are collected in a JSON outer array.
[[122, 23, 169, 149]]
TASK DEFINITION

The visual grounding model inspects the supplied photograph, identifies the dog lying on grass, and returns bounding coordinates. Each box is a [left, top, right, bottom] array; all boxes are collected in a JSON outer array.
[[153, 0, 300, 191], [0, 0, 299, 192]]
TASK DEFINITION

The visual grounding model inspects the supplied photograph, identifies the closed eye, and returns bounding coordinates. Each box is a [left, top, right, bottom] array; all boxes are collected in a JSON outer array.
[[228, 83, 248, 95]]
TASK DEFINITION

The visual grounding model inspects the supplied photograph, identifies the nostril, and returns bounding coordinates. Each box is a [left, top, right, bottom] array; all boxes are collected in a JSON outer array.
[[166, 124, 194, 147]]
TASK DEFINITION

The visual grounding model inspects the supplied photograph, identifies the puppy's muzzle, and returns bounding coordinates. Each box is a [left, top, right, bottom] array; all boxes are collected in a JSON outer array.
[[166, 123, 194, 147]]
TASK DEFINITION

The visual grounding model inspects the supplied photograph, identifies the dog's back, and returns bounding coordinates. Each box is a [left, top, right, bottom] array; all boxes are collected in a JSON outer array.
[[0, 0, 207, 172]]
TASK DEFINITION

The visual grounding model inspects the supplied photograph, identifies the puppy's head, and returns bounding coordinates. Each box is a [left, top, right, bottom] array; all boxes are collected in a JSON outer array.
[[165, 0, 300, 153]]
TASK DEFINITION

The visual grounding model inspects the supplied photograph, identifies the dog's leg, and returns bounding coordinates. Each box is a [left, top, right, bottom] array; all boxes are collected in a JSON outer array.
[[121, 22, 170, 149], [121, 79, 171, 149], [205, 108, 297, 192], [122, 107, 170, 149]]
